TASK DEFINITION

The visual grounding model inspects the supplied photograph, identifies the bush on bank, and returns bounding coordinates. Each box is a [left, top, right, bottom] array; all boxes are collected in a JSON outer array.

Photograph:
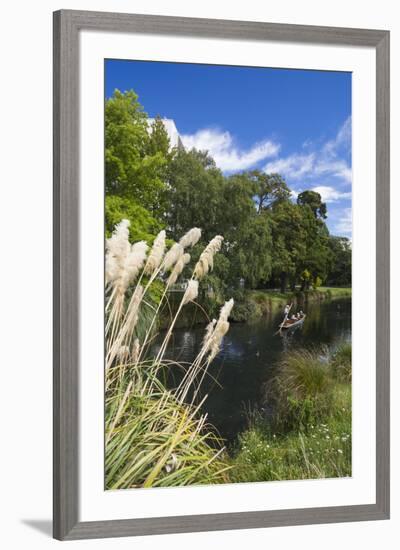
[[229, 346, 352, 482]]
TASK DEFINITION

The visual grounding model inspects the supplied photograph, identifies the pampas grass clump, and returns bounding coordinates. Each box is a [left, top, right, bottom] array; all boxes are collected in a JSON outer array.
[[105, 220, 233, 489]]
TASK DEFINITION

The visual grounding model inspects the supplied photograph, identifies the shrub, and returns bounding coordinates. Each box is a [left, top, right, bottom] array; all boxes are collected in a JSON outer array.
[[313, 276, 322, 289], [229, 299, 261, 322], [229, 351, 352, 483], [266, 349, 334, 431]]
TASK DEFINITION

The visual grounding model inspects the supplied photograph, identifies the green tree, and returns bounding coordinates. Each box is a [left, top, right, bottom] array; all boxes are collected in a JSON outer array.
[[167, 148, 225, 241], [270, 201, 307, 292], [147, 115, 171, 158], [105, 90, 169, 217], [223, 173, 273, 287], [326, 236, 352, 286], [296, 205, 332, 289], [249, 171, 292, 212], [105, 195, 163, 243], [297, 190, 327, 219]]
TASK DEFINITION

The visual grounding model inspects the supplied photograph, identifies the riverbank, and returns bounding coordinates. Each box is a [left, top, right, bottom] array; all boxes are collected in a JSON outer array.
[[228, 344, 352, 482], [230, 287, 351, 322], [161, 287, 351, 327]]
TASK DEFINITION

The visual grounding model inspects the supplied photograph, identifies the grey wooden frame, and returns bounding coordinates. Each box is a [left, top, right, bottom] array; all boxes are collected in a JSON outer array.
[[53, 9, 390, 541]]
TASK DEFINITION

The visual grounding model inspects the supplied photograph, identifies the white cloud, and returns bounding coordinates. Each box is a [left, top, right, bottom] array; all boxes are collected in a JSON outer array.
[[331, 207, 352, 237], [181, 128, 280, 172], [311, 185, 352, 203], [264, 117, 352, 185], [264, 153, 315, 180], [313, 159, 352, 183], [322, 116, 351, 156]]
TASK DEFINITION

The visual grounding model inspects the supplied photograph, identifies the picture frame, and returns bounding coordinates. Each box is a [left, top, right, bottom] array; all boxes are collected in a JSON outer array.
[[53, 9, 390, 541]]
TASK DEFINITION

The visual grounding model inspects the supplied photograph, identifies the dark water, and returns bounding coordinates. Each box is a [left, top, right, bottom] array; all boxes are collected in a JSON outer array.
[[152, 298, 351, 444]]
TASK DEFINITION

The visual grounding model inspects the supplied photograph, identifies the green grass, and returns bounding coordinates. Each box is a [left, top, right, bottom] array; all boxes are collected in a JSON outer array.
[[319, 287, 352, 299], [106, 365, 231, 489], [230, 391, 351, 482], [331, 342, 352, 383], [268, 349, 335, 431], [229, 349, 352, 483]]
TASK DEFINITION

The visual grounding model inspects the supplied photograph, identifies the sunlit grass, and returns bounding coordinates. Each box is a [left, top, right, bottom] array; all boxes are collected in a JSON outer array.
[[229, 351, 352, 483], [106, 367, 230, 489]]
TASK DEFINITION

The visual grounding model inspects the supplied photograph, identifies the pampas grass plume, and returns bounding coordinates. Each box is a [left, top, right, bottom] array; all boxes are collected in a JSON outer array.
[[163, 243, 184, 271], [167, 253, 191, 286], [182, 279, 199, 305], [194, 235, 224, 279], [179, 227, 202, 249], [144, 230, 166, 274]]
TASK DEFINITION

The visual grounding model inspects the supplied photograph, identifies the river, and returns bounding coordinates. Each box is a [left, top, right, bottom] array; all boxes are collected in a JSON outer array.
[[153, 298, 351, 445]]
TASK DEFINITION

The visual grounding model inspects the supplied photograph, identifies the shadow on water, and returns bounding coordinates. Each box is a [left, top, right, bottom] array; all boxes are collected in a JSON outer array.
[[152, 298, 351, 444]]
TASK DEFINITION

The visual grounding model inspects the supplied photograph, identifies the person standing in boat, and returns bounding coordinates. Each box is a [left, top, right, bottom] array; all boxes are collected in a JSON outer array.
[[284, 304, 290, 316]]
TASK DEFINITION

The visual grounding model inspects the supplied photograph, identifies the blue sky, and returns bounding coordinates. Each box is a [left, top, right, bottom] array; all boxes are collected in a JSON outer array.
[[105, 60, 352, 237]]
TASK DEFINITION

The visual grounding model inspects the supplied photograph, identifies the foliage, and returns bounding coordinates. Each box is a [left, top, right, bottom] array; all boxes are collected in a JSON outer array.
[[230, 388, 351, 482], [147, 115, 172, 158], [326, 236, 352, 286], [270, 200, 307, 292], [106, 378, 230, 489], [105, 90, 170, 216], [104, 88, 352, 319], [297, 190, 327, 219], [105, 195, 163, 242], [229, 298, 261, 323], [313, 276, 322, 289], [249, 170, 292, 212], [230, 350, 352, 483], [267, 349, 334, 432], [167, 148, 225, 241]]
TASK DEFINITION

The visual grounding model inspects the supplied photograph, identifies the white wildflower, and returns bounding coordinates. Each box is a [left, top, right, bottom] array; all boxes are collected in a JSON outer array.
[[182, 279, 199, 305], [144, 230, 166, 274]]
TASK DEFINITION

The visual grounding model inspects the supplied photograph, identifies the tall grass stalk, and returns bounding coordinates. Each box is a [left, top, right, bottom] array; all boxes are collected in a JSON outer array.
[[105, 220, 233, 489]]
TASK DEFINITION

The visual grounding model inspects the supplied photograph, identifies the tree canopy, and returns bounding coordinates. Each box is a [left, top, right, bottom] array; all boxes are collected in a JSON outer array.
[[105, 89, 351, 304]]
